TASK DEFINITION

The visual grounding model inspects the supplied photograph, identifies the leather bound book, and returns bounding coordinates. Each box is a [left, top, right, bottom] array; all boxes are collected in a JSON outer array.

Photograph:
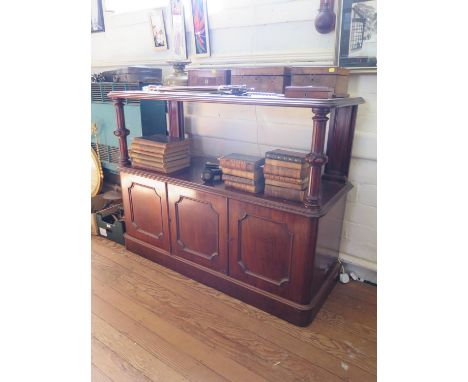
[[264, 184, 306, 202], [219, 153, 265, 172], [221, 167, 264, 180], [224, 180, 264, 194], [222, 174, 264, 186], [264, 173, 309, 185], [130, 150, 189, 163], [265, 178, 308, 190], [133, 134, 190, 148], [263, 163, 310, 178], [130, 144, 190, 157], [265, 158, 310, 170], [265, 149, 308, 164]]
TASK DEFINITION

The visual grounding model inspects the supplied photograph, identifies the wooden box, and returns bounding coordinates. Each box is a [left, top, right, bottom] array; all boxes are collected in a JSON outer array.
[[188, 69, 231, 86], [231, 67, 291, 94], [291, 67, 349, 97], [285, 86, 334, 99], [113, 66, 163, 84]]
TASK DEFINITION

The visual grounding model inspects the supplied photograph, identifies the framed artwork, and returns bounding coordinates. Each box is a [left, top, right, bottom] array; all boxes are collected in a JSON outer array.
[[150, 9, 168, 50], [337, 0, 377, 69], [171, 0, 187, 59], [190, 0, 210, 57], [91, 0, 105, 33]]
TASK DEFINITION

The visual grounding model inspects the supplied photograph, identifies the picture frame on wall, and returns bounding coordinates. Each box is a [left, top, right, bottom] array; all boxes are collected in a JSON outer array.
[[149, 9, 168, 50], [337, 0, 377, 69], [171, 0, 187, 59], [190, 0, 210, 57], [91, 0, 105, 33]]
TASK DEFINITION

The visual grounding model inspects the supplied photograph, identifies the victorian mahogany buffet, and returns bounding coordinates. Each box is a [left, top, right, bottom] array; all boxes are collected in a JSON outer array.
[[108, 89, 364, 326]]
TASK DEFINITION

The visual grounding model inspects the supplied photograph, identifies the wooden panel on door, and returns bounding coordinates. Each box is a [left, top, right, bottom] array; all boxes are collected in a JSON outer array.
[[168, 184, 228, 273], [121, 173, 171, 252], [228, 199, 317, 304]]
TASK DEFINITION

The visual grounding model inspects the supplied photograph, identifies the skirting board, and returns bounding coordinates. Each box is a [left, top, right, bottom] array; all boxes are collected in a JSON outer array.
[[339, 252, 377, 284]]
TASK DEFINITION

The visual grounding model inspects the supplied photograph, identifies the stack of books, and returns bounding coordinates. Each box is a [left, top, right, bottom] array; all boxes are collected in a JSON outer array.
[[220, 153, 265, 193], [129, 134, 190, 173], [263, 149, 310, 202]]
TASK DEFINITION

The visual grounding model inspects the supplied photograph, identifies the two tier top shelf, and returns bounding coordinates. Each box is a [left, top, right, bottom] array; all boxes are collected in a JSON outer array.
[[108, 89, 364, 213]]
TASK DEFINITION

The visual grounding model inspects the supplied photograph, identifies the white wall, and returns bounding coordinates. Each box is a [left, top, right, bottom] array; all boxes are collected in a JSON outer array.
[[92, 0, 335, 69], [92, 0, 377, 279]]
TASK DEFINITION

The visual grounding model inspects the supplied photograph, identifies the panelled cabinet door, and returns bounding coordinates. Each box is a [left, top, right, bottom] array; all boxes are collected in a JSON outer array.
[[168, 184, 228, 273], [121, 173, 171, 253], [228, 199, 316, 304]]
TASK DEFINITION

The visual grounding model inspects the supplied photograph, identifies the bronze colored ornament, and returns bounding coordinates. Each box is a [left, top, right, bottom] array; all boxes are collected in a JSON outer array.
[[315, 0, 336, 34], [164, 60, 191, 86]]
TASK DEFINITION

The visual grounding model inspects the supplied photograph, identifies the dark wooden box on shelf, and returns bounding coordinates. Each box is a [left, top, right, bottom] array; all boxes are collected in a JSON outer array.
[[285, 85, 334, 99], [108, 87, 364, 326], [291, 67, 350, 98], [231, 66, 291, 94], [188, 69, 231, 86]]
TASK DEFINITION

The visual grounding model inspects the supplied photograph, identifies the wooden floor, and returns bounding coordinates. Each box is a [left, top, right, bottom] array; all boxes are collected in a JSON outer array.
[[91, 236, 377, 382]]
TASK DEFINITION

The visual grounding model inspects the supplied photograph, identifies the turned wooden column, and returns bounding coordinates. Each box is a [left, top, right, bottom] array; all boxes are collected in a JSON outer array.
[[167, 100, 185, 138], [305, 107, 330, 208], [113, 98, 131, 167]]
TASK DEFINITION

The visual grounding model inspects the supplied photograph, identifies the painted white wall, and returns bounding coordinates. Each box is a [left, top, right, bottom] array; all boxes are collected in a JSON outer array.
[[92, 0, 377, 279]]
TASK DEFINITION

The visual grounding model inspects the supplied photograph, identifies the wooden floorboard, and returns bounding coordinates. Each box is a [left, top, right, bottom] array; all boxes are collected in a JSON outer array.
[[92, 236, 377, 382]]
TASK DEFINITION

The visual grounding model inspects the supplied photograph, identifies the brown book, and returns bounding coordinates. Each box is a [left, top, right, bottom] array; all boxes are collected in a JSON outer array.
[[265, 179, 307, 190], [219, 153, 264, 172], [265, 158, 309, 170], [264, 173, 309, 185], [224, 180, 264, 194], [265, 149, 308, 164], [131, 143, 190, 155], [264, 184, 306, 202], [130, 150, 189, 163], [132, 157, 190, 170], [221, 167, 264, 180], [222, 174, 263, 186], [263, 163, 310, 179], [133, 134, 190, 148]]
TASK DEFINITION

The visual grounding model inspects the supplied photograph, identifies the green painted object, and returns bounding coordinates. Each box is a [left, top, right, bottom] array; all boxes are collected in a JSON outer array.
[[91, 82, 167, 173]]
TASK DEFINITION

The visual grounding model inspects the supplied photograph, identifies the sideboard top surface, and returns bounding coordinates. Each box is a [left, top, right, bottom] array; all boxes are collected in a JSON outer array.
[[121, 156, 352, 218], [108, 90, 364, 108]]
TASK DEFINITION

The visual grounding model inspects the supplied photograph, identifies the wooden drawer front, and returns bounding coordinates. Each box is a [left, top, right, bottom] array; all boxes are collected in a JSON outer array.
[[228, 199, 316, 303], [121, 173, 171, 252], [168, 184, 228, 273]]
